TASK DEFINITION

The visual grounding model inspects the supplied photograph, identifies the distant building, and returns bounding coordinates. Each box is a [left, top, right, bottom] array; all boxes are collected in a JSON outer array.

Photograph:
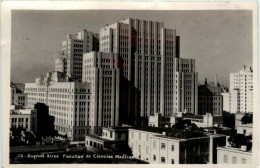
[[85, 127, 129, 154], [55, 29, 99, 81], [148, 112, 223, 128], [24, 71, 92, 141], [128, 127, 226, 164], [173, 58, 198, 115], [10, 82, 28, 107], [198, 77, 223, 116], [10, 108, 37, 133], [229, 66, 253, 113]]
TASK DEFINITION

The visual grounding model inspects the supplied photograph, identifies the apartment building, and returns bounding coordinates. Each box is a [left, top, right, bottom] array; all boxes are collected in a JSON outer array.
[[229, 66, 253, 113], [198, 79, 223, 116], [24, 71, 92, 141], [55, 29, 99, 81]]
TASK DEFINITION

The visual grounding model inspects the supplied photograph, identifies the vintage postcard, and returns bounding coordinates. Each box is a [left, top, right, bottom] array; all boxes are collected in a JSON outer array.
[[1, 1, 259, 168]]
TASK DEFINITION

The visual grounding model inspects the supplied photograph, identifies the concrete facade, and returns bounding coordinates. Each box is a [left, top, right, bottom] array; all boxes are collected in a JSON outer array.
[[24, 71, 92, 141], [174, 58, 198, 114], [99, 18, 183, 117], [55, 30, 99, 81], [129, 128, 226, 164], [82, 51, 122, 133]]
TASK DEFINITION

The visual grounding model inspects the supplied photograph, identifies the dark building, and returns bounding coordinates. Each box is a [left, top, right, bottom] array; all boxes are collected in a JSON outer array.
[[198, 78, 223, 116], [34, 103, 56, 137]]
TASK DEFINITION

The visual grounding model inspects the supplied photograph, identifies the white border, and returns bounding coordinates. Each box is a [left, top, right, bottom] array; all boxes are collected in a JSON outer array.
[[1, 1, 259, 168]]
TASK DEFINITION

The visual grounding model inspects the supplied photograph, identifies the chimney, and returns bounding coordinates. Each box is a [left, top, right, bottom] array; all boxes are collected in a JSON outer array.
[[240, 145, 247, 151]]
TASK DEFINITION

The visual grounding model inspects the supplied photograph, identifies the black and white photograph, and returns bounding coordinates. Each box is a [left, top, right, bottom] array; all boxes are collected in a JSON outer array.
[[1, 1, 259, 167]]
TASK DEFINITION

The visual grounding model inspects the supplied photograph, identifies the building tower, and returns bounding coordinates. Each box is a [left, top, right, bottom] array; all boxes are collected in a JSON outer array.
[[55, 29, 99, 81], [99, 18, 182, 117], [229, 66, 253, 113]]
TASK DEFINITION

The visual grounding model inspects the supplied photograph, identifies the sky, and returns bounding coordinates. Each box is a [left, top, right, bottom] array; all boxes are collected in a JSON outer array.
[[11, 10, 253, 87]]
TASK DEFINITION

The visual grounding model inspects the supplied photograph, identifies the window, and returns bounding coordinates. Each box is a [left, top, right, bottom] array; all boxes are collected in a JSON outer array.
[[153, 141, 156, 148], [171, 159, 174, 164], [242, 158, 246, 164], [161, 157, 165, 163], [90, 141, 92, 146], [171, 145, 174, 151], [139, 133, 141, 140], [161, 143, 165, 149], [153, 155, 156, 161], [232, 157, 237, 164], [110, 131, 113, 138], [224, 155, 228, 163]]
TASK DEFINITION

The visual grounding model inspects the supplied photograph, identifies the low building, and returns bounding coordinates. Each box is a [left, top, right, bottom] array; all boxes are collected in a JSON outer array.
[[148, 112, 223, 128], [128, 127, 226, 164], [85, 127, 129, 154], [217, 146, 252, 164], [10, 108, 37, 133]]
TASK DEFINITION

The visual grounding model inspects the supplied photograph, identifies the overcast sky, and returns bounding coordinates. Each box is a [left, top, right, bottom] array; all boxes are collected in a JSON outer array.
[[11, 10, 252, 87]]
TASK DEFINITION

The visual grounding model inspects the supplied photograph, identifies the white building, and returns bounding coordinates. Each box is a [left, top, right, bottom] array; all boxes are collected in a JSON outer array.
[[99, 18, 182, 117], [85, 127, 129, 153], [55, 29, 99, 81], [11, 82, 28, 107], [24, 71, 92, 141], [174, 58, 198, 115], [222, 92, 230, 112], [217, 146, 251, 164], [10, 108, 37, 133], [83, 51, 122, 133], [229, 66, 253, 113], [128, 127, 226, 164]]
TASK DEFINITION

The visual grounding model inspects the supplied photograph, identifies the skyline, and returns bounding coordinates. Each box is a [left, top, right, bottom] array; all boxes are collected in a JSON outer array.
[[11, 10, 253, 87]]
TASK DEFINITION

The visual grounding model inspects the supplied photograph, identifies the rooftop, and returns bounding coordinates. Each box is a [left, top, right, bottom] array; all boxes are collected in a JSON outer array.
[[130, 126, 207, 140]]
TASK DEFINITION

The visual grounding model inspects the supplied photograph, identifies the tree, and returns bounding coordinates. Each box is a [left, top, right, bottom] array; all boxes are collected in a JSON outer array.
[[241, 114, 253, 124], [222, 111, 235, 129]]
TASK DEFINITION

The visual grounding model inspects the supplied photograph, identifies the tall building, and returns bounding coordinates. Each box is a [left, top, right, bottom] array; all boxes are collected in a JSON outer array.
[[25, 71, 92, 141], [173, 58, 198, 114], [229, 66, 253, 113], [55, 29, 99, 81], [198, 78, 223, 116], [99, 17, 197, 117], [82, 51, 126, 133]]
